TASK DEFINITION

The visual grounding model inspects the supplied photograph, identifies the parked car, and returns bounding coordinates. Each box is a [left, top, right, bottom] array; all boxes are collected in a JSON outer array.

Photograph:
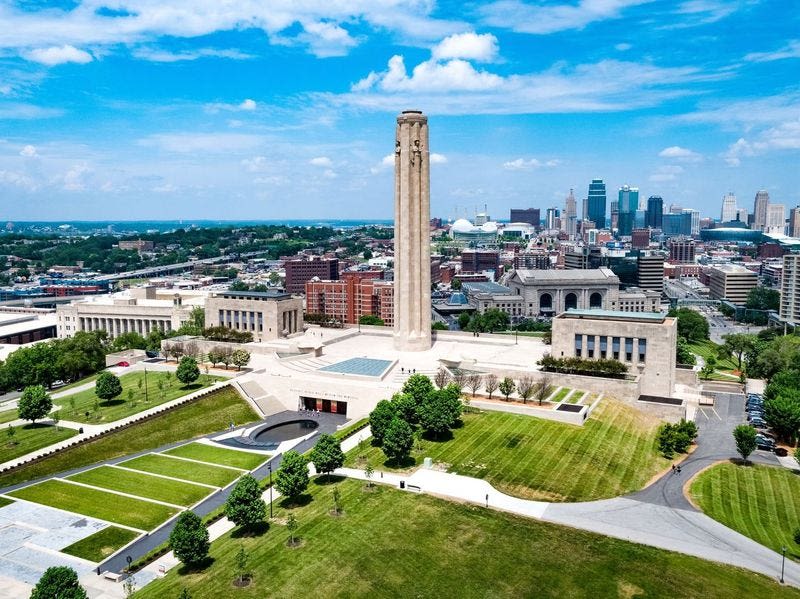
[[116, 361, 130, 367], [749, 416, 768, 429], [747, 411, 764, 421], [755, 436, 776, 451], [746, 398, 764, 408], [774, 447, 789, 457]]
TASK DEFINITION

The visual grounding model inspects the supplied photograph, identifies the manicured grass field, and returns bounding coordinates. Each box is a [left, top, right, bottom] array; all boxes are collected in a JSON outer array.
[[550, 387, 572, 403], [121, 454, 241, 487], [346, 399, 669, 501], [163, 442, 266, 470], [61, 526, 139, 562], [0, 423, 77, 464], [68, 465, 212, 506], [0, 497, 13, 508], [138, 479, 799, 599], [565, 391, 586, 404], [691, 463, 800, 561], [688, 340, 739, 372], [54, 371, 225, 424], [9, 479, 178, 531], [0, 387, 259, 488], [0, 409, 18, 424], [53, 373, 100, 394]]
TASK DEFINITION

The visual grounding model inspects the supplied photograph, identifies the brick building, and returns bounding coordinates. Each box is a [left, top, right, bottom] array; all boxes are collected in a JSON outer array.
[[284, 256, 339, 294], [305, 275, 394, 326]]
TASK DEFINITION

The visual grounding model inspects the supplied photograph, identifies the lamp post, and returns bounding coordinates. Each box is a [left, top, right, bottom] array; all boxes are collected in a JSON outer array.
[[268, 463, 273, 519], [781, 546, 786, 584], [143, 368, 148, 402]]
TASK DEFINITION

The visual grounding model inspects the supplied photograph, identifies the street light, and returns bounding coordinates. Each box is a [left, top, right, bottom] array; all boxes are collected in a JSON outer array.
[[143, 368, 148, 402], [781, 546, 787, 584], [268, 463, 273, 519]]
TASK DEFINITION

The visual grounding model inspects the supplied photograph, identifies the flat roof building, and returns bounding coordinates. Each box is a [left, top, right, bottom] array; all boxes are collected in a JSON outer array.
[[284, 256, 339, 294], [205, 290, 303, 341], [707, 265, 758, 305], [780, 254, 800, 326]]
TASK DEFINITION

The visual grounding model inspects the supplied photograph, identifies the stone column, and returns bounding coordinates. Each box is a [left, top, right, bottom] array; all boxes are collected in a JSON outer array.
[[393, 110, 432, 351]]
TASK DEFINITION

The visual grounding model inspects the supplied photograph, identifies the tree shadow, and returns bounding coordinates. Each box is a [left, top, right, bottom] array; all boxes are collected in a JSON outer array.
[[21, 423, 51, 431], [231, 521, 270, 538], [727, 458, 755, 466], [180, 383, 203, 391], [452, 419, 465, 429], [177, 556, 215, 575], [421, 429, 454, 443], [312, 474, 346, 486], [101, 399, 125, 407], [382, 455, 416, 469], [278, 494, 312, 509]]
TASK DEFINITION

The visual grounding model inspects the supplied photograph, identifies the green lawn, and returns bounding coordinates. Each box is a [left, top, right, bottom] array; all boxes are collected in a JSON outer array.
[[565, 391, 587, 405], [0, 424, 77, 464], [550, 387, 572, 403], [0, 387, 259, 488], [120, 454, 241, 487], [0, 497, 13, 508], [62, 526, 139, 562], [53, 373, 100, 394], [689, 340, 739, 371], [346, 399, 669, 501], [54, 371, 224, 424], [0, 409, 18, 425], [163, 442, 266, 470], [137, 479, 799, 599], [68, 465, 213, 506], [9, 479, 178, 531], [691, 463, 800, 561]]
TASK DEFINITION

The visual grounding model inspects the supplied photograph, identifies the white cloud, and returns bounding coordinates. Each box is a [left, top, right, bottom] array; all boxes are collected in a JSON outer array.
[[722, 120, 800, 166], [322, 169, 337, 179], [503, 157, 561, 170], [310, 156, 333, 167], [381, 154, 394, 166], [239, 99, 257, 111], [478, 0, 653, 35], [615, 42, 632, 51], [0, 169, 39, 191], [658, 145, 702, 162], [23, 45, 92, 66], [744, 40, 800, 63], [432, 32, 498, 62], [63, 164, 91, 191], [19, 144, 37, 157], [241, 156, 269, 172], [430, 153, 448, 164], [297, 21, 359, 58], [0, 104, 63, 120], [649, 164, 684, 182], [354, 54, 503, 93], [139, 133, 265, 153], [132, 47, 254, 62], [205, 99, 257, 113], [152, 183, 177, 193]]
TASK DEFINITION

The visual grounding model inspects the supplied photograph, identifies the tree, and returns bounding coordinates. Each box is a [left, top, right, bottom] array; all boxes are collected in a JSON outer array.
[[30, 566, 88, 599], [700, 355, 717, 380], [169, 511, 209, 567], [418, 385, 462, 438], [95, 371, 122, 403], [481, 308, 510, 333], [220, 347, 234, 370], [111, 332, 147, 352], [234, 545, 249, 585], [7, 424, 16, 446], [310, 434, 345, 477], [231, 349, 251, 371], [275, 450, 309, 502], [676, 338, 696, 365], [733, 424, 757, 464], [381, 417, 414, 463], [451, 278, 462, 291], [669, 308, 709, 342], [286, 513, 298, 545], [176, 356, 200, 386], [18, 385, 52, 424], [391, 392, 419, 425], [368, 400, 396, 446], [534, 375, 553, 406], [746, 287, 780, 311], [432, 321, 448, 331], [332, 486, 342, 515], [434, 367, 451, 389], [467, 373, 482, 397], [207, 349, 223, 368], [364, 463, 374, 488], [517, 376, 535, 404], [484, 374, 499, 399], [225, 475, 266, 529], [457, 311, 471, 330], [358, 314, 384, 326], [402, 373, 434, 404], [498, 377, 516, 401], [763, 392, 800, 443], [722, 333, 756, 370]]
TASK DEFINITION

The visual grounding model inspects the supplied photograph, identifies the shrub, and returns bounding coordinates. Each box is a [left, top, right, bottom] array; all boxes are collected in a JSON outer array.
[[30, 566, 87, 599], [537, 355, 628, 378], [169, 511, 209, 567], [656, 419, 698, 459], [95, 371, 122, 402]]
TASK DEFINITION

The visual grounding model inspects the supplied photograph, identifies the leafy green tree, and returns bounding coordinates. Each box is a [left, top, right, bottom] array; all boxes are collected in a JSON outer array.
[[286, 513, 298, 545], [234, 545, 249, 584], [669, 308, 709, 342], [764, 392, 800, 442], [309, 434, 345, 477], [402, 374, 434, 405], [676, 339, 696, 365], [700, 356, 717, 380], [498, 377, 516, 401], [275, 450, 309, 502], [418, 385, 462, 438], [332, 486, 342, 515], [381, 417, 414, 463], [176, 356, 200, 386], [481, 308, 510, 333], [451, 278, 462, 290], [432, 321, 448, 331], [733, 424, 757, 464], [484, 373, 499, 399], [364, 463, 374, 488], [18, 385, 52, 424], [111, 332, 147, 352], [95, 371, 122, 403], [30, 566, 88, 599], [231, 349, 251, 370], [391, 392, 419, 425], [368, 400, 396, 446], [358, 314, 384, 326], [746, 287, 780, 311], [225, 475, 266, 529], [722, 333, 756, 370], [7, 424, 16, 445], [169, 511, 209, 567], [457, 311, 471, 330]]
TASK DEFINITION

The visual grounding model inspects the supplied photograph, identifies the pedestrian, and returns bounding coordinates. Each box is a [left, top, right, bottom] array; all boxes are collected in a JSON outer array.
[[671, 464, 676, 474], [676, 465, 682, 474]]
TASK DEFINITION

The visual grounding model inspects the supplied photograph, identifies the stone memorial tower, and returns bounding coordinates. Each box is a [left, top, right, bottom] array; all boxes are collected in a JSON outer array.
[[393, 110, 432, 351]]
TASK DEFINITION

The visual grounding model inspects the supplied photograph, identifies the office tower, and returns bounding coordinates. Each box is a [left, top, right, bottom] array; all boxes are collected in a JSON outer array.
[[753, 190, 770, 231], [393, 110, 431, 351], [646, 196, 663, 229], [617, 185, 639, 236], [662, 212, 692, 237], [736, 207, 748, 224], [637, 254, 665, 293], [668, 237, 695, 263], [284, 256, 339, 294], [683, 209, 700, 235], [546, 207, 560, 230], [635, 209, 647, 229], [510, 208, 540, 227], [708, 265, 758, 305], [781, 254, 800, 325], [766, 204, 786, 234], [587, 179, 606, 229], [610, 200, 619, 231], [789, 206, 800, 237], [721, 193, 737, 223], [564, 189, 577, 239], [631, 229, 650, 249]]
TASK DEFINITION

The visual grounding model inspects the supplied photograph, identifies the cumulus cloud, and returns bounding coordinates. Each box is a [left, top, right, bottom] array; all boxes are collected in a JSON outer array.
[[432, 32, 498, 62], [23, 45, 92, 66], [658, 145, 702, 162], [353, 54, 503, 93], [19, 144, 38, 157], [722, 120, 800, 166], [241, 156, 269, 172], [615, 42, 633, 51], [649, 164, 684, 182], [297, 21, 359, 58], [63, 164, 92, 191], [205, 99, 257, 113], [310, 156, 333, 167], [430, 153, 448, 164], [503, 157, 561, 170]]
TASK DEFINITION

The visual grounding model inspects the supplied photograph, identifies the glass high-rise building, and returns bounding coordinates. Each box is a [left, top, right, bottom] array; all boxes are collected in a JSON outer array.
[[587, 179, 606, 229], [646, 196, 663, 229], [617, 185, 639, 236]]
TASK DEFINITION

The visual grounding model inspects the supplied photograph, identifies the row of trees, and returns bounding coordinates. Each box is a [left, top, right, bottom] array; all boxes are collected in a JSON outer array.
[[538, 355, 628, 378], [162, 341, 250, 370], [457, 308, 510, 333]]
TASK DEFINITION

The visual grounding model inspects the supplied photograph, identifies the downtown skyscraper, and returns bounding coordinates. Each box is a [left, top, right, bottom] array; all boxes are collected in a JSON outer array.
[[617, 185, 639, 235], [564, 189, 577, 239], [587, 179, 606, 229], [721, 193, 737, 223], [753, 190, 770, 231]]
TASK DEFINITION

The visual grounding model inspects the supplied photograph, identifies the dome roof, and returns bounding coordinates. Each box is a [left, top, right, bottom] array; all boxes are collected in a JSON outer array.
[[451, 218, 474, 232], [480, 222, 498, 233]]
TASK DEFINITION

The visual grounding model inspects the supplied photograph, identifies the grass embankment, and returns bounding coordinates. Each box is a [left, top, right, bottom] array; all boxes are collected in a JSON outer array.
[[163, 442, 266, 470], [688, 340, 739, 372], [0, 424, 77, 464], [137, 479, 799, 599], [0, 497, 13, 508], [0, 409, 18, 424], [346, 399, 668, 502], [9, 479, 178, 531], [53, 373, 100, 394], [54, 371, 224, 424], [120, 454, 241, 487], [68, 466, 212, 506], [0, 387, 259, 488], [62, 526, 139, 562], [691, 463, 800, 561]]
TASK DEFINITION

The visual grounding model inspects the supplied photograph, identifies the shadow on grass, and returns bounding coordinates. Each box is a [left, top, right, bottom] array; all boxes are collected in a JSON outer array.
[[21, 423, 53, 431], [382, 455, 417, 469], [278, 494, 312, 509], [421, 429, 454, 443], [180, 384, 204, 391], [727, 458, 756, 466], [231, 521, 270, 538], [177, 556, 215, 575], [100, 399, 125, 407], [313, 474, 346, 486]]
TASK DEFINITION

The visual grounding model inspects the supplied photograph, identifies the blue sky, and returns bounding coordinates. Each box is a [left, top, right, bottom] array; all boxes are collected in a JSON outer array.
[[0, 0, 798, 222]]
